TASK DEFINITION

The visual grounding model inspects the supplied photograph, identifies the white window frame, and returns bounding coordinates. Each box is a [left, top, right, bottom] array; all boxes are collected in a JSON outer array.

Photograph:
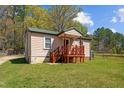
[[44, 37, 53, 49]]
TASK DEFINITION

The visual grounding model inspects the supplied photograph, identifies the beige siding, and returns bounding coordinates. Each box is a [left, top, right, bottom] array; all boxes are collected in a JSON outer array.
[[30, 33, 63, 63], [25, 32, 31, 62], [65, 29, 82, 36], [72, 39, 80, 46], [71, 39, 91, 58], [25, 32, 28, 61], [83, 40, 90, 58]]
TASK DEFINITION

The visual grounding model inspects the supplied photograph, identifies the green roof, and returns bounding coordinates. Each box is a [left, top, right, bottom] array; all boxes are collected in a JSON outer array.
[[28, 27, 83, 36], [28, 27, 92, 40], [28, 27, 59, 35]]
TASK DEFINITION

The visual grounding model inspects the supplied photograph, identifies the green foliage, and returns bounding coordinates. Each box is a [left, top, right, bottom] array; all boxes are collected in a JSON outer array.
[[0, 5, 88, 51], [1, 5, 124, 53], [0, 5, 25, 50], [74, 22, 88, 36], [24, 6, 54, 30], [93, 27, 124, 54], [48, 5, 81, 31]]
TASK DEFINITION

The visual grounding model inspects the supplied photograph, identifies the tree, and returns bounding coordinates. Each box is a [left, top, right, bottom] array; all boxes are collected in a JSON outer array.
[[93, 27, 113, 51], [112, 32, 124, 54], [24, 6, 52, 30], [92, 27, 124, 54], [0, 5, 26, 50], [0, 5, 89, 53], [48, 5, 81, 32], [93, 28, 102, 51], [74, 22, 88, 36]]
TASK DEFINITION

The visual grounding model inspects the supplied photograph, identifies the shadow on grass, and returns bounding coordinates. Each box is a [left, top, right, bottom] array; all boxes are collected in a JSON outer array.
[[10, 58, 27, 64], [97, 54, 124, 57]]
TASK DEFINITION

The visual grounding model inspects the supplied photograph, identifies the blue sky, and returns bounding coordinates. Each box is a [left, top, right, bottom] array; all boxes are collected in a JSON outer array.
[[43, 5, 124, 34]]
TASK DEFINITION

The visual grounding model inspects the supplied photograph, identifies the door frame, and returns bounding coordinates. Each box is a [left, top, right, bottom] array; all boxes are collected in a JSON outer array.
[[64, 38, 70, 46]]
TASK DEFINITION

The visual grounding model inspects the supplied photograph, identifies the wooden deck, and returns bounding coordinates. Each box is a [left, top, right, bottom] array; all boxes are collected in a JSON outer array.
[[50, 45, 85, 63]]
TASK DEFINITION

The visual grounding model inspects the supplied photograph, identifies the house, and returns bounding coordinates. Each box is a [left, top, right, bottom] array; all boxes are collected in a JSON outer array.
[[0, 36, 5, 50], [25, 27, 92, 64], [0, 39, 2, 50]]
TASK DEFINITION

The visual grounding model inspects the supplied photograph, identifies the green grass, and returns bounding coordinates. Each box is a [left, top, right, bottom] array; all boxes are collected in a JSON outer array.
[[0, 56, 124, 88], [96, 53, 124, 57]]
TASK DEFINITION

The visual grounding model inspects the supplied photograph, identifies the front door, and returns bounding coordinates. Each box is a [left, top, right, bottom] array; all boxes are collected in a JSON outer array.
[[64, 39, 70, 46]]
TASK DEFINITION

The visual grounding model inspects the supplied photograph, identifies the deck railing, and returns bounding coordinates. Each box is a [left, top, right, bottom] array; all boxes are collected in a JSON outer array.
[[50, 45, 85, 63], [62, 45, 84, 55]]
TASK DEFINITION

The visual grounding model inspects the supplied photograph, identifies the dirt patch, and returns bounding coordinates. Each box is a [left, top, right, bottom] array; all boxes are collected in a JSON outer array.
[[0, 56, 23, 65]]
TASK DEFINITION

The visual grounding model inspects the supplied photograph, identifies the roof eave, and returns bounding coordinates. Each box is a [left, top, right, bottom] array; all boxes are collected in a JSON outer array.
[[57, 27, 83, 36], [28, 27, 58, 35], [28, 30, 58, 35]]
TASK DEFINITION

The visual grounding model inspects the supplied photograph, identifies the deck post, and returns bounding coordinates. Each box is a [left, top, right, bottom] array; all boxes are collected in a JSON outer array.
[[80, 36, 84, 63], [82, 57, 84, 63], [75, 57, 76, 63], [63, 34, 66, 63], [67, 57, 69, 63], [64, 34, 66, 47], [80, 36, 82, 46], [80, 36, 82, 55], [52, 52, 55, 63], [80, 57, 81, 63]]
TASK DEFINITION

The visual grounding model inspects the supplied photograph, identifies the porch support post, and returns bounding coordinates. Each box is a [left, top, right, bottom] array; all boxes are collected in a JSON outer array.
[[64, 34, 66, 47], [80, 36, 82, 46], [64, 34, 66, 63], [81, 37, 84, 63], [80, 36, 82, 63]]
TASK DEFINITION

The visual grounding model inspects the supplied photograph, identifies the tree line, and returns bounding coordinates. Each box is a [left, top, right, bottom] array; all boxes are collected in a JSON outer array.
[[0, 5, 123, 54], [0, 5, 88, 51], [92, 27, 124, 54]]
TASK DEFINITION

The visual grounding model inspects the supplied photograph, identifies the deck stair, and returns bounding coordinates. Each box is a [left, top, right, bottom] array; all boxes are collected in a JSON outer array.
[[50, 45, 85, 63]]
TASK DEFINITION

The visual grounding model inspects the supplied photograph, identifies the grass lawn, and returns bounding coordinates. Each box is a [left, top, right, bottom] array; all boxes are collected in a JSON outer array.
[[0, 56, 124, 88]]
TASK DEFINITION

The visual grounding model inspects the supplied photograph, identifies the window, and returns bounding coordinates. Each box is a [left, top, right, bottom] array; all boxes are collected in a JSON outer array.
[[44, 37, 52, 49]]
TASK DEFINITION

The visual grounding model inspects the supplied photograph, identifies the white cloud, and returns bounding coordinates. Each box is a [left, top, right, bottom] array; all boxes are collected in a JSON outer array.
[[87, 29, 95, 35], [87, 32, 91, 35], [110, 28, 117, 33], [111, 17, 117, 23], [111, 8, 124, 23], [73, 11, 94, 26], [117, 8, 124, 22]]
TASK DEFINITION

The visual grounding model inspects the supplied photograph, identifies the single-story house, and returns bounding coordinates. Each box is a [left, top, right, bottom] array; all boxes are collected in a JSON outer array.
[[0, 36, 5, 50], [25, 27, 92, 64]]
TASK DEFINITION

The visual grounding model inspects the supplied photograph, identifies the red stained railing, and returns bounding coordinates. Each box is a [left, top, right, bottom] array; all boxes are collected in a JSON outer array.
[[50, 45, 85, 63]]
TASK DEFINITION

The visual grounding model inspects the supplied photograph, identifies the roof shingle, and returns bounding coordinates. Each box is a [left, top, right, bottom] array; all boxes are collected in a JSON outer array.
[[28, 27, 92, 40]]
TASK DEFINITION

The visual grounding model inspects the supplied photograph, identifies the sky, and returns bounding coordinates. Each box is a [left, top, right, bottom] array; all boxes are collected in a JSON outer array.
[[43, 5, 124, 35]]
